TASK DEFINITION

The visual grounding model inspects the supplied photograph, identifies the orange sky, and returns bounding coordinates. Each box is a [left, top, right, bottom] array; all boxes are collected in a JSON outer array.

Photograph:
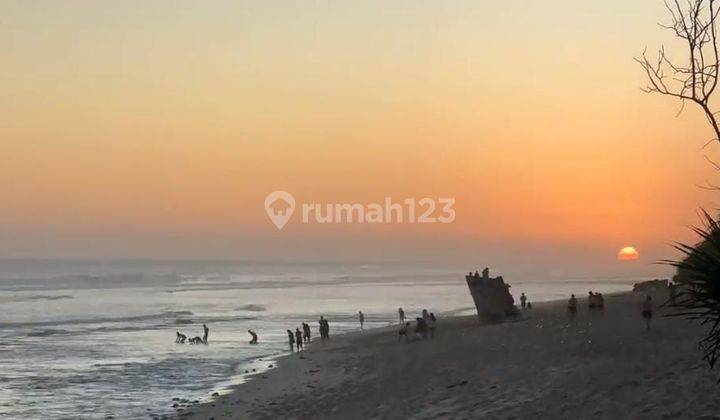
[[1, 0, 718, 276]]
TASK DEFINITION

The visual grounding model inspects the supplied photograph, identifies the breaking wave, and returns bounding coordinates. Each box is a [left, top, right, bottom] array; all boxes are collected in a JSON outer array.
[[2, 311, 195, 329], [235, 304, 267, 312]]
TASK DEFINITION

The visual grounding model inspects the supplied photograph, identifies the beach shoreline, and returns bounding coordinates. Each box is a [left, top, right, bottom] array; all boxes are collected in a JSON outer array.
[[178, 290, 720, 419]]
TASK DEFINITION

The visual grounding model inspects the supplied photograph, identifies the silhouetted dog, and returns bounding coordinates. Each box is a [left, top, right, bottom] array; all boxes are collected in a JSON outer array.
[[176, 331, 187, 344], [188, 336, 204, 344]]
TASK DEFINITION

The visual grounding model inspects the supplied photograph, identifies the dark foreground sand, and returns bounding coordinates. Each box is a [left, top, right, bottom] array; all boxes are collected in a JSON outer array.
[[183, 291, 720, 419]]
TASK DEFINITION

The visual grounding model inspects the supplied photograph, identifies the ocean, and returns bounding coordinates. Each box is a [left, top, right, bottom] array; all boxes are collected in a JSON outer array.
[[0, 260, 643, 419]]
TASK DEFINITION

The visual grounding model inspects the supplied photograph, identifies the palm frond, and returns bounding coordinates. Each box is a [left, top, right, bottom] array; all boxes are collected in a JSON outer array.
[[664, 209, 720, 371]]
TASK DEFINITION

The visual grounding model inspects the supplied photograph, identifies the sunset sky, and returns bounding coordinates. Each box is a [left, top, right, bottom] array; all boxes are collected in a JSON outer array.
[[2, 0, 719, 277]]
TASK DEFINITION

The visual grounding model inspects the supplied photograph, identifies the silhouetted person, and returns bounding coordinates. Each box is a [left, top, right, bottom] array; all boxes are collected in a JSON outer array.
[[202, 324, 209, 344], [520, 293, 527, 309], [428, 313, 437, 339], [302, 322, 311, 343], [568, 294, 578, 318], [319, 316, 330, 340], [526, 301, 532, 309], [588, 292, 596, 309], [642, 295, 653, 331], [358, 311, 365, 330], [398, 307, 405, 324], [416, 317, 428, 340], [295, 328, 303, 350], [398, 322, 410, 342], [287, 329, 295, 351], [248, 329, 258, 344]]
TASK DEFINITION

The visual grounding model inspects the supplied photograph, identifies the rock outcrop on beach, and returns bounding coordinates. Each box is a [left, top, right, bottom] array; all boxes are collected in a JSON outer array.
[[632, 278, 669, 292], [465, 268, 518, 323]]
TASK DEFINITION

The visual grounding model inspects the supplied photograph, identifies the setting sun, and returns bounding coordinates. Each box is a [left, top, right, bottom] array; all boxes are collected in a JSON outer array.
[[618, 246, 640, 261]]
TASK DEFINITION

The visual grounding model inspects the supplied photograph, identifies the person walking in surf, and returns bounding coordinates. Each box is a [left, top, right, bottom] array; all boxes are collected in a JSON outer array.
[[202, 324, 209, 344], [295, 328, 303, 350], [287, 329, 295, 351]]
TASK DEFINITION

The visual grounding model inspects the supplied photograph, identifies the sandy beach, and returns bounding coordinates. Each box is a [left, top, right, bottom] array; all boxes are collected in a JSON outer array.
[[180, 291, 720, 419]]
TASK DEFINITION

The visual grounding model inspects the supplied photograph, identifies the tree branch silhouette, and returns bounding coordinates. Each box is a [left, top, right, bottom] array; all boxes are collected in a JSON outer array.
[[637, 0, 720, 143]]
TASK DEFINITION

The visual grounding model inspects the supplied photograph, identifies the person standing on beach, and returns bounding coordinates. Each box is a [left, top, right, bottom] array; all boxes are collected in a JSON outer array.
[[642, 295, 653, 331], [358, 311, 365, 330], [302, 322, 311, 343], [287, 329, 295, 351], [568, 294, 578, 318], [520, 293, 527, 309], [398, 322, 409, 342], [295, 328, 303, 350], [319, 316, 330, 340], [428, 313, 437, 339], [398, 307, 405, 324], [416, 317, 428, 340], [202, 324, 209, 344]]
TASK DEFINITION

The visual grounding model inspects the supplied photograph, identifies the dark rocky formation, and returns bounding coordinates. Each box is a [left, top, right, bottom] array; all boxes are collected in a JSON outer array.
[[632, 278, 669, 292], [465, 268, 519, 323]]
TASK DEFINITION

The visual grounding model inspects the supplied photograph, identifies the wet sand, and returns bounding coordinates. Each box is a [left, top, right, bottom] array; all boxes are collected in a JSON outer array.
[[183, 291, 719, 419]]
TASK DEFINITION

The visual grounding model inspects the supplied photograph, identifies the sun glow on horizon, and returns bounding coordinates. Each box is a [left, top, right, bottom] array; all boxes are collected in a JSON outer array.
[[618, 246, 640, 261]]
